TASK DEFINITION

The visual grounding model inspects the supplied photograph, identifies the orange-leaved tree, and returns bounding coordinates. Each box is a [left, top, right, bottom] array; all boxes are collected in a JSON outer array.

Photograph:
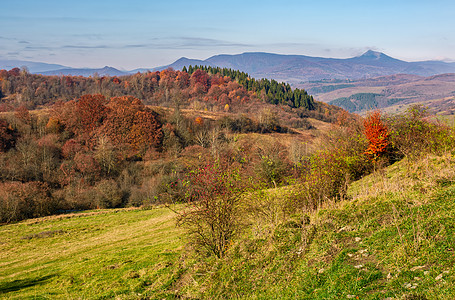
[[363, 110, 390, 160], [101, 96, 162, 155]]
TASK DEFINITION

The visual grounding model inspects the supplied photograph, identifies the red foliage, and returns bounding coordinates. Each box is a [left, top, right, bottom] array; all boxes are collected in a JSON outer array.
[[54, 94, 109, 148], [75, 94, 109, 135], [62, 139, 83, 159], [8, 68, 20, 76], [129, 109, 163, 152], [178, 163, 247, 257], [364, 110, 390, 159], [102, 96, 143, 146], [210, 74, 228, 86], [195, 117, 204, 125], [74, 152, 101, 179], [190, 69, 210, 92], [175, 71, 190, 88], [0, 69, 8, 79], [0, 103, 9, 112], [14, 105, 31, 124], [159, 68, 177, 88], [101, 96, 162, 154]]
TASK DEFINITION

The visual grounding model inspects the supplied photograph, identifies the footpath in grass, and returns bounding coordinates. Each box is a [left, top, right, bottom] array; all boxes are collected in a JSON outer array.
[[0, 206, 184, 299]]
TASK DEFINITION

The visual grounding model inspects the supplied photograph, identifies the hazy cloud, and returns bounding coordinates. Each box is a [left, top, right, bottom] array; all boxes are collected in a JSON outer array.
[[56, 37, 253, 51], [176, 37, 251, 48], [0, 36, 17, 41], [71, 34, 105, 40], [63, 45, 109, 49], [123, 44, 151, 49], [24, 46, 54, 51]]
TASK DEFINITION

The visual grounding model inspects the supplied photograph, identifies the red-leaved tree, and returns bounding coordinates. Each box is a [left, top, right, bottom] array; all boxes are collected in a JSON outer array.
[[101, 96, 162, 155], [364, 110, 390, 160]]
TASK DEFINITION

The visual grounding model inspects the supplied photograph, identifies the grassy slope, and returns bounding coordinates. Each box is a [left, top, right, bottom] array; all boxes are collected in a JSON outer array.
[[1, 155, 455, 299], [0, 207, 184, 299], [185, 155, 455, 299]]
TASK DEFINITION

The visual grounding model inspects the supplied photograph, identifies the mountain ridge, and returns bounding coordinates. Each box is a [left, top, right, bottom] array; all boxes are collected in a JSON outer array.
[[2, 51, 455, 81], [40, 66, 128, 77], [158, 51, 455, 83]]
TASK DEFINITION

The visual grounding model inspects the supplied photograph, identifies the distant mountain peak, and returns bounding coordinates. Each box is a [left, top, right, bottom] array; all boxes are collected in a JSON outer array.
[[174, 57, 190, 62], [361, 50, 382, 57], [359, 50, 389, 60]]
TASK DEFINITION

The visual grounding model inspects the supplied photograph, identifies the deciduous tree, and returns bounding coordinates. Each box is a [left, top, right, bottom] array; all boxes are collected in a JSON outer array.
[[364, 110, 390, 160]]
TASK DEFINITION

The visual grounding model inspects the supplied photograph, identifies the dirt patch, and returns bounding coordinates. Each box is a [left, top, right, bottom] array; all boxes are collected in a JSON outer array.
[[21, 230, 65, 240]]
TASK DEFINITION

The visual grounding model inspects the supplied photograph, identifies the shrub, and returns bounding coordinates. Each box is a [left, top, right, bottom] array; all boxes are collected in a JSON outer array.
[[297, 149, 351, 209], [177, 163, 247, 258], [290, 127, 371, 211], [94, 179, 124, 208], [388, 105, 455, 159], [0, 181, 57, 223], [255, 142, 290, 188]]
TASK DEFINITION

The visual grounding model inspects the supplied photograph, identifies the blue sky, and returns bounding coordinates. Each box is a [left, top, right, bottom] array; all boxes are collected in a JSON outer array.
[[1, 0, 454, 69]]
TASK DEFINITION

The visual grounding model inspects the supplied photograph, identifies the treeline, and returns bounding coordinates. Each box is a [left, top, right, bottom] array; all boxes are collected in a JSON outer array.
[[184, 65, 315, 109], [0, 67, 313, 112]]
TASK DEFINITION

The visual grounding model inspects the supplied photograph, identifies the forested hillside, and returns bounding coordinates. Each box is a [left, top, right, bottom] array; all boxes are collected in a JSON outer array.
[[0, 66, 314, 112], [0, 66, 352, 223], [2, 104, 454, 299]]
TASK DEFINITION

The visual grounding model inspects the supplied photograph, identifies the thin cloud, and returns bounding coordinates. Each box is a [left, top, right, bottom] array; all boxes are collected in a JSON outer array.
[[123, 44, 151, 49], [0, 36, 16, 41], [176, 37, 251, 48], [62, 45, 109, 49], [71, 34, 104, 40], [24, 46, 54, 51]]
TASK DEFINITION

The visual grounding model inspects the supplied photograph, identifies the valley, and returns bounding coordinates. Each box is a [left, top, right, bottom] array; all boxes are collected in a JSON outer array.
[[303, 73, 455, 114]]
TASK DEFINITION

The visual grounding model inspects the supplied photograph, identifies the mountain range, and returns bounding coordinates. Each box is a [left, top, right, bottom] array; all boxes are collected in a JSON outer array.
[[2, 51, 455, 83]]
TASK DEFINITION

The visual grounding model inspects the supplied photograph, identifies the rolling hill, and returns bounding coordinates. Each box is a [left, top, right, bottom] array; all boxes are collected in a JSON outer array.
[[40, 66, 128, 77]]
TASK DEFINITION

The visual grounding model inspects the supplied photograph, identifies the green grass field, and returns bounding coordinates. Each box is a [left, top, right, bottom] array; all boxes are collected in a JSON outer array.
[[0, 207, 184, 299], [1, 155, 455, 299]]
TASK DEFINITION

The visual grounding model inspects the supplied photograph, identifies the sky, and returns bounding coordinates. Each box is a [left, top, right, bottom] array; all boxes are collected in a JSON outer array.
[[1, 0, 454, 70]]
